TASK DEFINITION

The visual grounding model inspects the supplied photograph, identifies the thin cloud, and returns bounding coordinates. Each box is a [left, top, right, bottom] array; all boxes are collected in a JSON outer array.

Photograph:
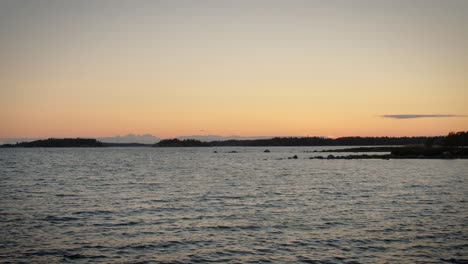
[[382, 114, 466, 119]]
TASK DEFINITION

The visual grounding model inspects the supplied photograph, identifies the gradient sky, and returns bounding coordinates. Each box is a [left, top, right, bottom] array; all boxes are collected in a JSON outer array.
[[1, 0, 467, 138]]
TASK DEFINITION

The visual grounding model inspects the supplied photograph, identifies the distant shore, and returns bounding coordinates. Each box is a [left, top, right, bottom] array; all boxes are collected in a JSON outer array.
[[2, 137, 468, 159], [306, 146, 467, 160], [3, 132, 467, 149], [0, 136, 445, 148], [0, 138, 106, 148]]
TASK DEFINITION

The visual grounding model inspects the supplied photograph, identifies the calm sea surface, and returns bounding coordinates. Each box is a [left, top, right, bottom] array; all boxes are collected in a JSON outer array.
[[0, 147, 467, 263]]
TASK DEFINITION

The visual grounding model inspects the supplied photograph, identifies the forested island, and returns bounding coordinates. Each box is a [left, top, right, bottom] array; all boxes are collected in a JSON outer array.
[[152, 132, 468, 159], [0, 138, 105, 148], [0, 138, 156, 148], [155, 136, 441, 147], [154, 132, 467, 147]]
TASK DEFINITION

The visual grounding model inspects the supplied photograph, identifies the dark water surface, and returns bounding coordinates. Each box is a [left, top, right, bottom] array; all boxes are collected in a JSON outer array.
[[1, 147, 467, 263]]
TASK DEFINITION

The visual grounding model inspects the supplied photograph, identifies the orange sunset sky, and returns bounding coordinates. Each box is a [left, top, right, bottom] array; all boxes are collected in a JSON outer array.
[[1, 0, 467, 139]]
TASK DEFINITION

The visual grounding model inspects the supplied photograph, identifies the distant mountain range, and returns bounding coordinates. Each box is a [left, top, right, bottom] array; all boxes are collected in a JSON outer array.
[[0, 134, 274, 145]]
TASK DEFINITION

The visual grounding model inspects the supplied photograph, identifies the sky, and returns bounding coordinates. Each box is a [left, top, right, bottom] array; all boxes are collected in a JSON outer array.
[[1, 0, 467, 138]]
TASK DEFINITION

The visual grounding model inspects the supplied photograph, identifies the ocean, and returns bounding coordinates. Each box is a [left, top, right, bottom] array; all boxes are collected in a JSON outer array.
[[1, 147, 467, 263]]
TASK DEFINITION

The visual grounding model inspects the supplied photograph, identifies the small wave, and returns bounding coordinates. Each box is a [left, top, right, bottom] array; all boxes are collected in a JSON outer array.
[[80, 245, 106, 249], [93, 221, 142, 227], [54, 193, 80, 197], [43, 215, 80, 222], [117, 241, 185, 251], [203, 224, 262, 231], [24, 249, 66, 257], [440, 258, 468, 264], [189, 255, 233, 263], [63, 253, 108, 260], [296, 256, 323, 264], [72, 210, 114, 215]]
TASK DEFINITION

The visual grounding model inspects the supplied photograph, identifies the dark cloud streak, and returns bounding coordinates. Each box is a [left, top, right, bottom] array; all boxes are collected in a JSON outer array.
[[382, 114, 466, 119]]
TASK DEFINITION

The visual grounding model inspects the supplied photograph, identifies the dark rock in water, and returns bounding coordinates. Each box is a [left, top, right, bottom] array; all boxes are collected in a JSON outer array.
[[443, 151, 454, 159], [228, 151, 238, 153], [264, 149, 271, 153], [327, 155, 335, 159], [213, 151, 218, 153], [292, 155, 298, 159]]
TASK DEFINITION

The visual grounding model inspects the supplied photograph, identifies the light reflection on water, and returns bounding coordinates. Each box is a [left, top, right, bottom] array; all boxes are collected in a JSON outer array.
[[0, 147, 467, 263]]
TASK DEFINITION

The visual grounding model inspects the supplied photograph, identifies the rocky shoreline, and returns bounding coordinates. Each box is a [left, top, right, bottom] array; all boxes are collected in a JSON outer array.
[[305, 146, 468, 160]]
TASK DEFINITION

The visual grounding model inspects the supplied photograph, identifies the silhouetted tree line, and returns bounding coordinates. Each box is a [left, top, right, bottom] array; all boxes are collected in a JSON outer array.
[[1, 138, 104, 148], [210, 136, 447, 146], [155, 135, 451, 147], [155, 138, 211, 147], [2, 132, 465, 148], [391, 146, 468, 157], [444, 131, 468, 147]]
